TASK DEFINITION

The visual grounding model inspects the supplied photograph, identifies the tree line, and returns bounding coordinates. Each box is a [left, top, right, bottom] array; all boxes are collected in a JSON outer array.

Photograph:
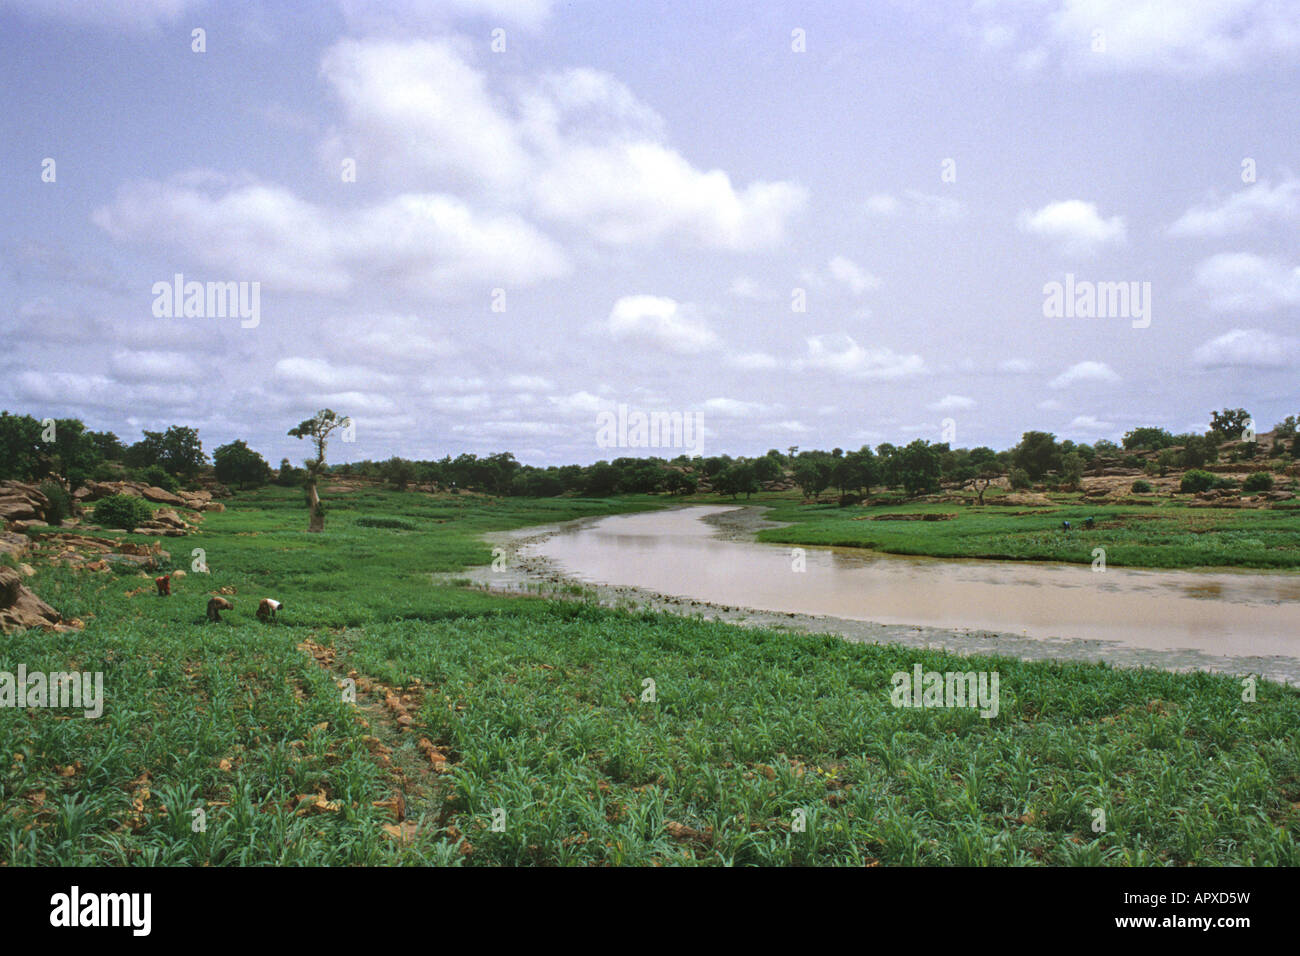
[[2, 406, 1295, 504]]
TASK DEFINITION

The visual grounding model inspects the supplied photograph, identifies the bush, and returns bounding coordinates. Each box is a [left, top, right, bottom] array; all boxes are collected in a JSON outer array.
[[354, 516, 416, 530], [1243, 472, 1274, 493], [1131, 479, 1153, 493], [1179, 470, 1216, 494], [1008, 467, 1031, 490], [38, 480, 72, 526], [136, 465, 179, 492], [93, 494, 153, 530]]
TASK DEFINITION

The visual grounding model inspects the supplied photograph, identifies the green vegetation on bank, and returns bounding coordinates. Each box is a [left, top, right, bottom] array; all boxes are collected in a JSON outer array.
[[2, 485, 1297, 866], [753, 495, 1300, 570]]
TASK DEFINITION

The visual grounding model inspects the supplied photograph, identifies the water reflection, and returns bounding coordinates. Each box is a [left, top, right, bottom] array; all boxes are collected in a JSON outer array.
[[529, 506, 1300, 659]]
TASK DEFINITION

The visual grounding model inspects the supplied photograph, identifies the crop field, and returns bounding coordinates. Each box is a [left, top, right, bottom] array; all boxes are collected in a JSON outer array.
[[2, 485, 1297, 866], [754, 497, 1300, 570]]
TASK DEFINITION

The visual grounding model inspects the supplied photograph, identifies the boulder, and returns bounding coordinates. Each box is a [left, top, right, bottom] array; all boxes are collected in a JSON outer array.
[[0, 497, 41, 523], [0, 566, 65, 633], [150, 508, 189, 529], [6, 520, 42, 533], [139, 485, 186, 506], [0, 532, 29, 559], [104, 553, 157, 572]]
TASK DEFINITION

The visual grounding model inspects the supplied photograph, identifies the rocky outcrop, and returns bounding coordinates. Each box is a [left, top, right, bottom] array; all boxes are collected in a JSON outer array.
[[30, 532, 170, 571], [0, 532, 29, 560], [131, 507, 193, 536], [0, 566, 72, 633], [73, 480, 217, 513], [0, 481, 51, 523]]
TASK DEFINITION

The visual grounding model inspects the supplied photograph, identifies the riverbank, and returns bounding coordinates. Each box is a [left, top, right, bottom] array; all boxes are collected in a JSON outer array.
[[744, 493, 1300, 570], [5, 485, 1298, 866], [468, 505, 1300, 686]]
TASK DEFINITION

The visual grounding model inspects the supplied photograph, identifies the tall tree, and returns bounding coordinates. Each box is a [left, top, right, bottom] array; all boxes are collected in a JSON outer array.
[[1012, 431, 1061, 481], [213, 440, 272, 490], [1209, 407, 1252, 440], [287, 409, 350, 532], [896, 439, 942, 496]]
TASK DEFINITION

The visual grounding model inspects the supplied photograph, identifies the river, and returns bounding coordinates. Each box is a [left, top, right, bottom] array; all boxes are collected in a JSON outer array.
[[483, 505, 1300, 685]]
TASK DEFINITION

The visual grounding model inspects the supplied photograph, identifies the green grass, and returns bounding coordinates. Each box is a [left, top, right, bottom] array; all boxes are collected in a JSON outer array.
[[1, 483, 1297, 866], [755, 497, 1300, 570]]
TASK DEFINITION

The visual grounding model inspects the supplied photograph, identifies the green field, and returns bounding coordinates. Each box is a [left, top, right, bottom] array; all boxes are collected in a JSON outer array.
[[753, 495, 1300, 570], [2, 485, 1297, 866]]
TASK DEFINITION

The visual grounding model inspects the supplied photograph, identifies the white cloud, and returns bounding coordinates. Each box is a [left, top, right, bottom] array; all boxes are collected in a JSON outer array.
[[1018, 200, 1125, 255], [532, 140, 807, 250], [93, 176, 570, 295], [1194, 252, 1300, 311], [728, 276, 764, 299], [432, 394, 492, 413], [796, 335, 925, 379], [927, 394, 975, 411], [109, 349, 202, 383], [506, 374, 554, 391], [1191, 328, 1300, 369], [1169, 178, 1300, 237], [344, 315, 458, 365], [0, 0, 198, 30], [701, 397, 767, 417], [827, 255, 880, 295], [864, 189, 964, 222], [322, 38, 530, 192], [998, 358, 1034, 374], [1048, 360, 1121, 388], [974, 0, 1300, 74], [605, 295, 719, 354], [337, 0, 555, 32], [320, 39, 807, 250], [728, 352, 780, 370], [12, 371, 197, 410], [1066, 415, 1114, 432], [273, 357, 396, 392], [547, 390, 607, 415]]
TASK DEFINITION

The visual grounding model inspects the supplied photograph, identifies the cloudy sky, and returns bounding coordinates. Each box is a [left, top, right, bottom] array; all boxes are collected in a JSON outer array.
[[2, 0, 1298, 466]]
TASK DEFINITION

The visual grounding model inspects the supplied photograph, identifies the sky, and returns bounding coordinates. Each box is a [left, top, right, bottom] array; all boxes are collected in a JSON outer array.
[[1, 0, 1298, 467]]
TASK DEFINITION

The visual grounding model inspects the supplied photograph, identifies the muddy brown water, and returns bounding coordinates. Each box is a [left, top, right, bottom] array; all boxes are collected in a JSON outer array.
[[496, 505, 1300, 683]]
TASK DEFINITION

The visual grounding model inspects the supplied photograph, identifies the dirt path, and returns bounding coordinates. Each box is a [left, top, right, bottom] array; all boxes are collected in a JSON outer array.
[[297, 635, 470, 853]]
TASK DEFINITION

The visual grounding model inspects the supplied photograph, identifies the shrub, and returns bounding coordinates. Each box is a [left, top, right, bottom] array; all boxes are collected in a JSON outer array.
[[1131, 479, 1153, 493], [93, 494, 153, 530], [274, 459, 308, 487], [1243, 471, 1274, 493], [354, 516, 416, 530], [1179, 470, 1216, 494], [136, 465, 179, 492], [1008, 467, 1031, 490], [38, 480, 71, 526]]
